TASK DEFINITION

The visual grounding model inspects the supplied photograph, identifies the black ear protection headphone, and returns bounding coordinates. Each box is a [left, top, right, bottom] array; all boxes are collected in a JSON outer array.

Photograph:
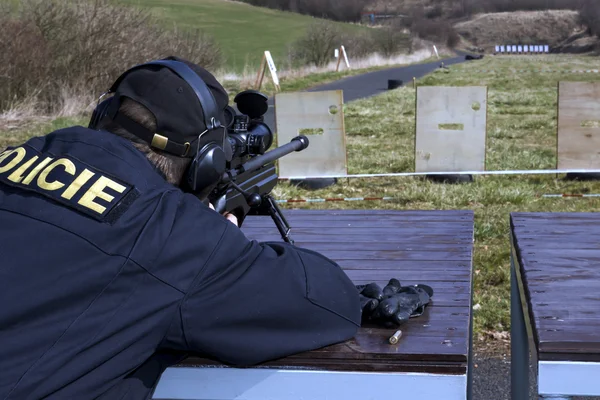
[[88, 59, 228, 200]]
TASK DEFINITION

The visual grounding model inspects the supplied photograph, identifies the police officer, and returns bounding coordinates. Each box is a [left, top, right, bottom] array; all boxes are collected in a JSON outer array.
[[0, 56, 430, 399]]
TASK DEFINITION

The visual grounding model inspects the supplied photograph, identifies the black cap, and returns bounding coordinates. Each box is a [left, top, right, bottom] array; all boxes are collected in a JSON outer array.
[[110, 56, 229, 156]]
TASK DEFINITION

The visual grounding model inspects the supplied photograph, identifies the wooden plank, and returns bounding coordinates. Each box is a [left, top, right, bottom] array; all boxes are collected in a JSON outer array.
[[274, 91, 347, 179], [253, 242, 473, 251], [344, 269, 469, 281], [244, 220, 474, 229], [538, 319, 600, 329], [243, 226, 471, 235], [519, 241, 600, 249], [245, 210, 473, 219], [531, 309, 600, 320], [266, 209, 473, 216], [511, 211, 600, 360], [335, 260, 472, 270], [512, 218, 600, 226], [524, 270, 600, 280], [415, 86, 487, 173], [279, 250, 472, 262], [529, 291, 600, 303], [557, 81, 600, 169], [525, 280, 600, 291], [244, 235, 471, 244], [529, 303, 600, 313], [246, 232, 472, 240], [512, 211, 600, 220]]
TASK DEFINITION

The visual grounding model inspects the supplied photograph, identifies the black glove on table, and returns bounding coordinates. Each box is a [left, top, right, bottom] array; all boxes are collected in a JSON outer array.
[[356, 279, 434, 328]]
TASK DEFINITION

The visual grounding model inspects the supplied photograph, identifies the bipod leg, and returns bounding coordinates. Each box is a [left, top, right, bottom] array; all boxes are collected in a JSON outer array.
[[262, 195, 294, 244]]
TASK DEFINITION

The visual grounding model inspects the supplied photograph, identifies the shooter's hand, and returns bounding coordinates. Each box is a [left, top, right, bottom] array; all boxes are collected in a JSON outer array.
[[208, 202, 239, 227]]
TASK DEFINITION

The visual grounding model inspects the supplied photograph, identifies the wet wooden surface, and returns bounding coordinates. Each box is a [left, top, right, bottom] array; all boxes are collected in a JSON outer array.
[[182, 209, 475, 374], [511, 212, 600, 361]]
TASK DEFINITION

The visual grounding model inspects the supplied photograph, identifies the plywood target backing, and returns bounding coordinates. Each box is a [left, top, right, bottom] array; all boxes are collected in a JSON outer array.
[[275, 90, 347, 179], [557, 81, 600, 170], [415, 86, 488, 173]]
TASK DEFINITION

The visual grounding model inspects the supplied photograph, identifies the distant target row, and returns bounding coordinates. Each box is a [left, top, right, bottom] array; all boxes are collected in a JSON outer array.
[[274, 82, 600, 180], [494, 45, 550, 54]]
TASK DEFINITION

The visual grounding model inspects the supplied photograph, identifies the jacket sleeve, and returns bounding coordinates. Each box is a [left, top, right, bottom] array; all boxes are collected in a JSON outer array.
[[178, 217, 361, 366]]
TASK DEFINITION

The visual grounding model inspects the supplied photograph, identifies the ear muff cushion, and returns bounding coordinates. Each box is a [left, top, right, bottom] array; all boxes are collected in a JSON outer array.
[[187, 144, 227, 194], [88, 98, 113, 129]]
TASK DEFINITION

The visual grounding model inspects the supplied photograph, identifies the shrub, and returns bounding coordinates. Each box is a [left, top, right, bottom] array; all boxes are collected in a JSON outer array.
[[342, 31, 377, 59], [0, 0, 223, 113], [371, 27, 411, 57], [290, 20, 341, 67]]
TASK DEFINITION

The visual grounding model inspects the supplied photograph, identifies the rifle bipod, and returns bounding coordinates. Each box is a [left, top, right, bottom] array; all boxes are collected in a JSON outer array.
[[223, 179, 294, 244], [258, 194, 294, 244]]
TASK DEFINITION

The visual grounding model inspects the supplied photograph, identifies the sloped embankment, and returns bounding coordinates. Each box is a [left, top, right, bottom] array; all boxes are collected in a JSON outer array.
[[455, 10, 597, 52]]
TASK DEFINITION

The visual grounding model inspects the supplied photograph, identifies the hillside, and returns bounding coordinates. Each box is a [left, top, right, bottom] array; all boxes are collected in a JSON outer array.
[[455, 10, 585, 52], [363, 1, 598, 54], [122, 0, 369, 72]]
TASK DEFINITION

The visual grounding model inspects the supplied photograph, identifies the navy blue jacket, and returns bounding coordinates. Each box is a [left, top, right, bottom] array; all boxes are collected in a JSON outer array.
[[0, 126, 361, 399]]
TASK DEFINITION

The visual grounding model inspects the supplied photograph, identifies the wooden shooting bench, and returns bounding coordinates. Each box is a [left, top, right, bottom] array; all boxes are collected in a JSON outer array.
[[152, 209, 475, 400], [511, 212, 600, 400]]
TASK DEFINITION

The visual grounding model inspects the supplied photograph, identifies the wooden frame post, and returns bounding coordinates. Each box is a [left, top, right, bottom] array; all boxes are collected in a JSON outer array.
[[255, 53, 267, 91], [255, 51, 281, 92]]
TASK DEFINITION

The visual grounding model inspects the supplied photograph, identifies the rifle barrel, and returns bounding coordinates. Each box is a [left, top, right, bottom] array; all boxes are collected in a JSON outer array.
[[224, 136, 309, 182]]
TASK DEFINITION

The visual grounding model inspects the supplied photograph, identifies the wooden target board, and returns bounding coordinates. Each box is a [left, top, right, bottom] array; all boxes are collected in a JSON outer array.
[[415, 86, 488, 173], [274, 90, 347, 179], [558, 82, 600, 169]]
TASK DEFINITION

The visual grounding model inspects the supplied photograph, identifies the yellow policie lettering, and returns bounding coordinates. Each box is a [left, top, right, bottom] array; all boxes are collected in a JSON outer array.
[[0, 148, 27, 174], [22, 157, 54, 185], [7, 156, 39, 183], [61, 169, 95, 200], [78, 176, 127, 214], [37, 159, 76, 191], [0, 146, 132, 217]]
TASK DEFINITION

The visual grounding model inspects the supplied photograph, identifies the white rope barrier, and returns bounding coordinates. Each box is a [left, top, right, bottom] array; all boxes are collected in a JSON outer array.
[[280, 169, 600, 180]]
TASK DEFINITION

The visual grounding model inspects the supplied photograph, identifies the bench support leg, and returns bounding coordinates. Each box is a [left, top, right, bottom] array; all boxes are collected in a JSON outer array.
[[511, 252, 530, 400]]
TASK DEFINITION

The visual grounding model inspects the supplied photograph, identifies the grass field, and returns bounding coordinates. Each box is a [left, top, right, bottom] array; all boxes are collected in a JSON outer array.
[[271, 54, 600, 341], [121, 0, 368, 73], [3, 54, 600, 344]]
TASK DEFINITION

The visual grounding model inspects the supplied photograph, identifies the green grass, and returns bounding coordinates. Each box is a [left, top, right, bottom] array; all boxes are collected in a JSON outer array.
[[121, 0, 368, 73], [269, 54, 600, 341]]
